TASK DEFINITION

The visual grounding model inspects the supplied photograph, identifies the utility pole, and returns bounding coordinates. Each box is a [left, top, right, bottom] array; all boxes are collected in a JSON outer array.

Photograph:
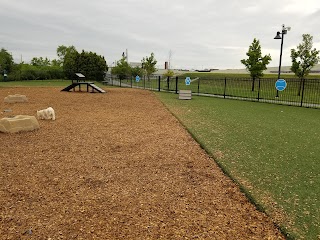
[[168, 50, 172, 70]]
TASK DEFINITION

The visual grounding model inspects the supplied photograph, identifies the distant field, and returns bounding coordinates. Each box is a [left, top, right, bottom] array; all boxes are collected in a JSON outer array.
[[156, 92, 320, 239]]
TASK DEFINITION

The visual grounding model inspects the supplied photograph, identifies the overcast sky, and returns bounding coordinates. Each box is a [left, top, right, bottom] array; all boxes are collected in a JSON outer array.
[[0, 0, 319, 70]]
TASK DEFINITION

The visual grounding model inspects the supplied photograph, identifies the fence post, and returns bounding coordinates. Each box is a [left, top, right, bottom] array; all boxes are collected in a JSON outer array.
[[223, 77, 227, 98], [144, 76, 146, 89], [300, 78, 306, 107], [120, 78, 122, 87], [158, 76, 161, 91], [175, 76, 178, 94], [198, 78, 200, 95], [131, 76, 133, 88], [257, 78, 261, 101], [167, 76, 170, 91]]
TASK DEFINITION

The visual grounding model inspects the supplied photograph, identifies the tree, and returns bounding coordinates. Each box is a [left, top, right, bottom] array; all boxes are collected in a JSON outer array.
[[131, 66, 143, 78], [241, 38, 271, 91], [57, 45, 77, 66], [291, 34, 320, 96], [62, 46, 108, 81], [163, 69, 174, 78], [111, 56, 131, 80], [31, 57, 51, 66], [0, 48, 14, 74], [63, 48, 80, 79], [142, 52, 157, 81], [78, 50, 108, 81], [51, 59, 61, 67]]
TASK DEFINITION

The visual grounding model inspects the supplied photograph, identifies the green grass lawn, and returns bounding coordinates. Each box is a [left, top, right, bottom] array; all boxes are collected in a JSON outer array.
[[156, 92, 320, 240]]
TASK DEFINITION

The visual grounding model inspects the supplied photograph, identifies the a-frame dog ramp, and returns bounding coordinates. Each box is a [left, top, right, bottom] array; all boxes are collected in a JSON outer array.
[[61, 82, 106, 93], [61, 73, 106, 93]]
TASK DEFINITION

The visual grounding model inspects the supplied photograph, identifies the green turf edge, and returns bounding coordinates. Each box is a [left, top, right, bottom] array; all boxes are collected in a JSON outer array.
[[154, 91, 295, 240]]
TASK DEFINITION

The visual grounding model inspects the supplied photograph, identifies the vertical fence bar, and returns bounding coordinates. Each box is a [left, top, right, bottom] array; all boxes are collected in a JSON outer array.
[[300, 78, 306, 107], [120, 78, 122, 87], [257, 78, 261, 101], [167, 77, 170, 91], [197, 78, 200, 95], [131, 76, 133, 88], [144, 76, 146, 89], [175, 76, 178, 94], [223, 77, 227, 98], [158, 76, 161, 92]]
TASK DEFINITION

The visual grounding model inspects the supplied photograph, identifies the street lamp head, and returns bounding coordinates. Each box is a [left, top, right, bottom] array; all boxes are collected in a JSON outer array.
[[274, 31, 282, 39]]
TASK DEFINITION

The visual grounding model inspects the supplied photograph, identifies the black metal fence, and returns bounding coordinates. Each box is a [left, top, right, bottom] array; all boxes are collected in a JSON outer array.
[[105, 75, 320, 109]]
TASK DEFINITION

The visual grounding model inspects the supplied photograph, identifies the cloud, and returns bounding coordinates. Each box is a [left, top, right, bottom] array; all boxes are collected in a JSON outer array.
[[0, 0, 319, 69]]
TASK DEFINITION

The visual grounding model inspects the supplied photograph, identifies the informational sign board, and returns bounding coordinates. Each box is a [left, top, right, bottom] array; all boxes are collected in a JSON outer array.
[[75, 73, 85, 78], [185, 77, 191, 86], [275, 79, 287, 91], [135, 75, 140, 82]]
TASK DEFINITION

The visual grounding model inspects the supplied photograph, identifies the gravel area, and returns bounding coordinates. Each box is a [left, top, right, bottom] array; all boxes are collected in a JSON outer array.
[[0, 87, 284, 239]]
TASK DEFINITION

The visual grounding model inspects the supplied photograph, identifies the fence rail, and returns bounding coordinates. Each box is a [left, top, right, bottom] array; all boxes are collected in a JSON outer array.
[[105, 75, 320, 109]]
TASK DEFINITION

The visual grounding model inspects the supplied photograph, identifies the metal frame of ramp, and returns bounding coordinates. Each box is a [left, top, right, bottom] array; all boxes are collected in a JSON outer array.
[[61, 82, 106, 93]]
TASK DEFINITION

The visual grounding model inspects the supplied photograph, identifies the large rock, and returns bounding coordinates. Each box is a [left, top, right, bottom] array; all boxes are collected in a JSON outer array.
[[4, 94, 28, 103], [0, 115, 40, 133]]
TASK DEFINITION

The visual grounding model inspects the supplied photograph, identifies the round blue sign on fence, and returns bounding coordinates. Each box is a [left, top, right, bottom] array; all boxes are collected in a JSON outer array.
[[275, 79, 287, 91], [185, 77, 191, 86], [135, 75, 140, 82]]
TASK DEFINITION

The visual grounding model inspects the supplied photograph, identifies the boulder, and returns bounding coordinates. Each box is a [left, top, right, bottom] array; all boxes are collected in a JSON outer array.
[[4, 94, 28, 103], [0, 115, 40, 133]]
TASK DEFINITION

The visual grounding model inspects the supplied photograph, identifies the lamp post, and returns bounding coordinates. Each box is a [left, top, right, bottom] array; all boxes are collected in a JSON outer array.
[[274, 24, 290, 97]]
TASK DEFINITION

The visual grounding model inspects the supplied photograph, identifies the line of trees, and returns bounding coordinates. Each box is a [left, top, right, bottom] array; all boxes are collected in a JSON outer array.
[[0, 46, 159, 82], [2, 34, 318, 87], [0, 45, 109, 81], [241, 34, 320, 95]]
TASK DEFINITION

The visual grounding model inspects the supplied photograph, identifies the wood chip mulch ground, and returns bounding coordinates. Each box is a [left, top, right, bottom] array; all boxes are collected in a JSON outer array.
[[0, 87, 284, 239]]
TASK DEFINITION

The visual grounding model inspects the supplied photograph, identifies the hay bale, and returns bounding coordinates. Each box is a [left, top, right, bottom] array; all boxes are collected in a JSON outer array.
[[4, 94, 28, 103], [0, 115, 40, 133]]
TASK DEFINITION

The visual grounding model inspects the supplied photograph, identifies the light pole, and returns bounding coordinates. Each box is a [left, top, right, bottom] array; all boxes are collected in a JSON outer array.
[[274, 24, 290, 97]]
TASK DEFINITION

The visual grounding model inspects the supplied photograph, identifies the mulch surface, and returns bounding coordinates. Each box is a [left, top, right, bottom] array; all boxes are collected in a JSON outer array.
[[0, 87, 284, 239]]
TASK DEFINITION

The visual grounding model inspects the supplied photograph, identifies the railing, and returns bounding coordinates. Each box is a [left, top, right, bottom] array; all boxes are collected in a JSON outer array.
[[105, 75, 320, 109]]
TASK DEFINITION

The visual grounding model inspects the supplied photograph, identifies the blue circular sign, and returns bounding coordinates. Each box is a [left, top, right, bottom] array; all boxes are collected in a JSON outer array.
[[185, 77, 191, 86], [275, 79, 287, 91], [135, 75, 140, 82]]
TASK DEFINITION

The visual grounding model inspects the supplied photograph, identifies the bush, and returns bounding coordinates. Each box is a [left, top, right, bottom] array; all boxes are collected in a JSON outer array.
[[7, 64, 65, 81]]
